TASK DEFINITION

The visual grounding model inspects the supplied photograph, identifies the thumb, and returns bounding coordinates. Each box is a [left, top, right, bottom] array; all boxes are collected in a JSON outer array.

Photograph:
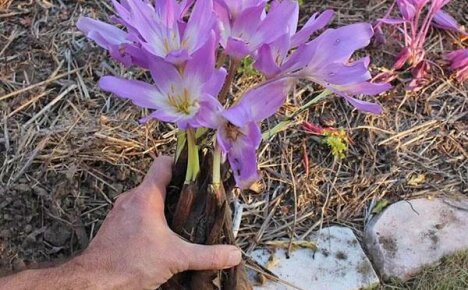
[[140, 156, 173, 198], [182, 242, 242, 271]]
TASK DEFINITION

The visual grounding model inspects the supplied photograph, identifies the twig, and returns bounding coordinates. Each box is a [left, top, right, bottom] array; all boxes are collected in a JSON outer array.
[[0, 29, 24, 57], [23, 85, 77, 127], [9, 135, 50, 185], [7, 90, 51, 118], [0, 68, 81, 102], [378, 120, 440, 145]]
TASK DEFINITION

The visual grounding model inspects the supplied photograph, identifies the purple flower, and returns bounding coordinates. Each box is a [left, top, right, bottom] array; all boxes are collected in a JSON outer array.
[[214, 0, 298, 59], [99, 34, 226, 129], [254, 9, 334, 78], [396, 0, 418, 20], [407, 60, 431, 91], [293, 23, 391, 114], [445, 48, 468, 82], [79, 0, 216, 65], [432, 10, 467, 34], [394, 47, 412, 69], [200, 79, 292, 189], [373, 0, 459, 91], [77, 16, 148, 67]]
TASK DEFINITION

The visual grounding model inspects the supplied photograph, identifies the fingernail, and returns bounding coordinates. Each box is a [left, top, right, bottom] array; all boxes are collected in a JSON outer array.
[[227, 248, 242, 267]]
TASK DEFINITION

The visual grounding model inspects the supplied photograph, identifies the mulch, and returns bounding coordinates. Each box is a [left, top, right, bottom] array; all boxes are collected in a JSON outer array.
[[0, 0, 466, 280]]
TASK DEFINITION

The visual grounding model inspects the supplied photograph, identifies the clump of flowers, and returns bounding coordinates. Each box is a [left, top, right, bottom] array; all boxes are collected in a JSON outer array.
[[78, 0, 390, 190], [375, 0, 467, 89], [78, 0, 391, 287]]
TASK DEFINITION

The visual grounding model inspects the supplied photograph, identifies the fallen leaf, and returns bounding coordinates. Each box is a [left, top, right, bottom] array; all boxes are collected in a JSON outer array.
[[265, 253, 279, 270], [408, 174, 426, 186], [249, 181, 264, 194], [372, 199, 390, 214]]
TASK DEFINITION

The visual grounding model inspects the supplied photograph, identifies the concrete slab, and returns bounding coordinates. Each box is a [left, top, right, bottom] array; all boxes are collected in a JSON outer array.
[[365, 198, 468, 281], [250, 226, 379, 290]]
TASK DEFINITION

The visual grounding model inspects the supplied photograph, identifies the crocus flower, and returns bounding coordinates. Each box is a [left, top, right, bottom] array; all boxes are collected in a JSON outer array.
[[445, 48, 468, 82], [254, 8, 335, 78], [99, 34, 226, 129], [292, 24, 391, 114], [77, 16, 147, 67], [432, 10, 467, 34], [214, 0, 298, 59], [407, 60, 431, 90], [79, 0, 216, 65], [255, 15, 390, 114], [395, 0, 432, 20], [396, 0, 418, 20], [374, 0, 458, 91], [200, 79, 292, 189]]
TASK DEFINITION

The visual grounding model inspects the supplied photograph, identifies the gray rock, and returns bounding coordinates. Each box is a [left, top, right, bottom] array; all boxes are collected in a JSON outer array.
[[365, 198, 468, 281], [251, 226, 379, 290]]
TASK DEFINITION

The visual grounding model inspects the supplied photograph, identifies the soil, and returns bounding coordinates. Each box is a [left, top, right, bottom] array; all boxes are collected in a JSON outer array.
[[1, 0, 467, 287]]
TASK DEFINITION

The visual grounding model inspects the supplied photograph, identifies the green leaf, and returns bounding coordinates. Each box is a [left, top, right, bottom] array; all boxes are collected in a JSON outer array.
[[372, 199, 390, 214], [238, 56, 259, 77], [322, 129, 349, 159]]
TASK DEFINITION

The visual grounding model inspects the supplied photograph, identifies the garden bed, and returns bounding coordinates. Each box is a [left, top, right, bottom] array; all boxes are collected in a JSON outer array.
[[0, 0, 466, 287]]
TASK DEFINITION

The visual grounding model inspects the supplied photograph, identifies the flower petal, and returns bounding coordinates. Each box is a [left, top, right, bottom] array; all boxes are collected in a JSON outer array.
[[227, 124, 262, 189], [309, 23, 374, 67], [77, 16, 129, 47], [314, 57, 372, 86], [335, 82, 392, 97], [432, 10, 466, 34], [185, 32, 217, 85], [396, 0, 416, 20], [165, 49, 191, 65], [204, 67, 228, 97], [290, 9, 334, 48], [225, 37, 252, 59], [196, 94, 224, 129], [254, 44, 281, 78], [223, 79, 291, 126], [184, 0, 216, 52], [342, 95, 384, 114], [99, 76, 164, 109], [255, 0, 298, 47], [148, 57, 182, 95]]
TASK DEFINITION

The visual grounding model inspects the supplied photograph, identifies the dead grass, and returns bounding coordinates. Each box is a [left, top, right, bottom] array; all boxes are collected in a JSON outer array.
[[382, 249, 468, 290], [0, 0, 467, 282]]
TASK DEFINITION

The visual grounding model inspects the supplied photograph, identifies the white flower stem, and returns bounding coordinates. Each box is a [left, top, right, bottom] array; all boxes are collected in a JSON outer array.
[[175, 130, 186, 162], [212, 144, 222, 187], [185, 128, 199, 183]]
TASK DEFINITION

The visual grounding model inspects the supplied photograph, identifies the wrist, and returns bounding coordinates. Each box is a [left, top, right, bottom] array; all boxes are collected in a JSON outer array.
[[65, 252, 139, 290]]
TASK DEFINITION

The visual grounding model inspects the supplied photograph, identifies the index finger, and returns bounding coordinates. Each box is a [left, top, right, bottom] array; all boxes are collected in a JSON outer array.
[[140, 155, 174, 200]]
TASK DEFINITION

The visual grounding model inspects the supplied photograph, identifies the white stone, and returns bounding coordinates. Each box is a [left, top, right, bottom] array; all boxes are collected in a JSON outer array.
[[250, 226, 379, 290], [365, 198, 468, 281]]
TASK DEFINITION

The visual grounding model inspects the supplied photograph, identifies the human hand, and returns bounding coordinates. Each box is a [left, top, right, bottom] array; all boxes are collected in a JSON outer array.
[[75, 156, 242, 290]]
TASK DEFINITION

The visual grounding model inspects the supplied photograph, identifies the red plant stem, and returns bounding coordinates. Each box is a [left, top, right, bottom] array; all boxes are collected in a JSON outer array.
[[302, 142, 309, 176], [415, 3, 438, 60], [218, 58, 240, 104]]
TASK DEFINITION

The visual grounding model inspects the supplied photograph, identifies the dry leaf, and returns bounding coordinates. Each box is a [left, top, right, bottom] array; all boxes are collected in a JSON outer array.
[[407, 174, 426, 186], [265, 253, 279, 269], [249, 181, 264, 194]]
